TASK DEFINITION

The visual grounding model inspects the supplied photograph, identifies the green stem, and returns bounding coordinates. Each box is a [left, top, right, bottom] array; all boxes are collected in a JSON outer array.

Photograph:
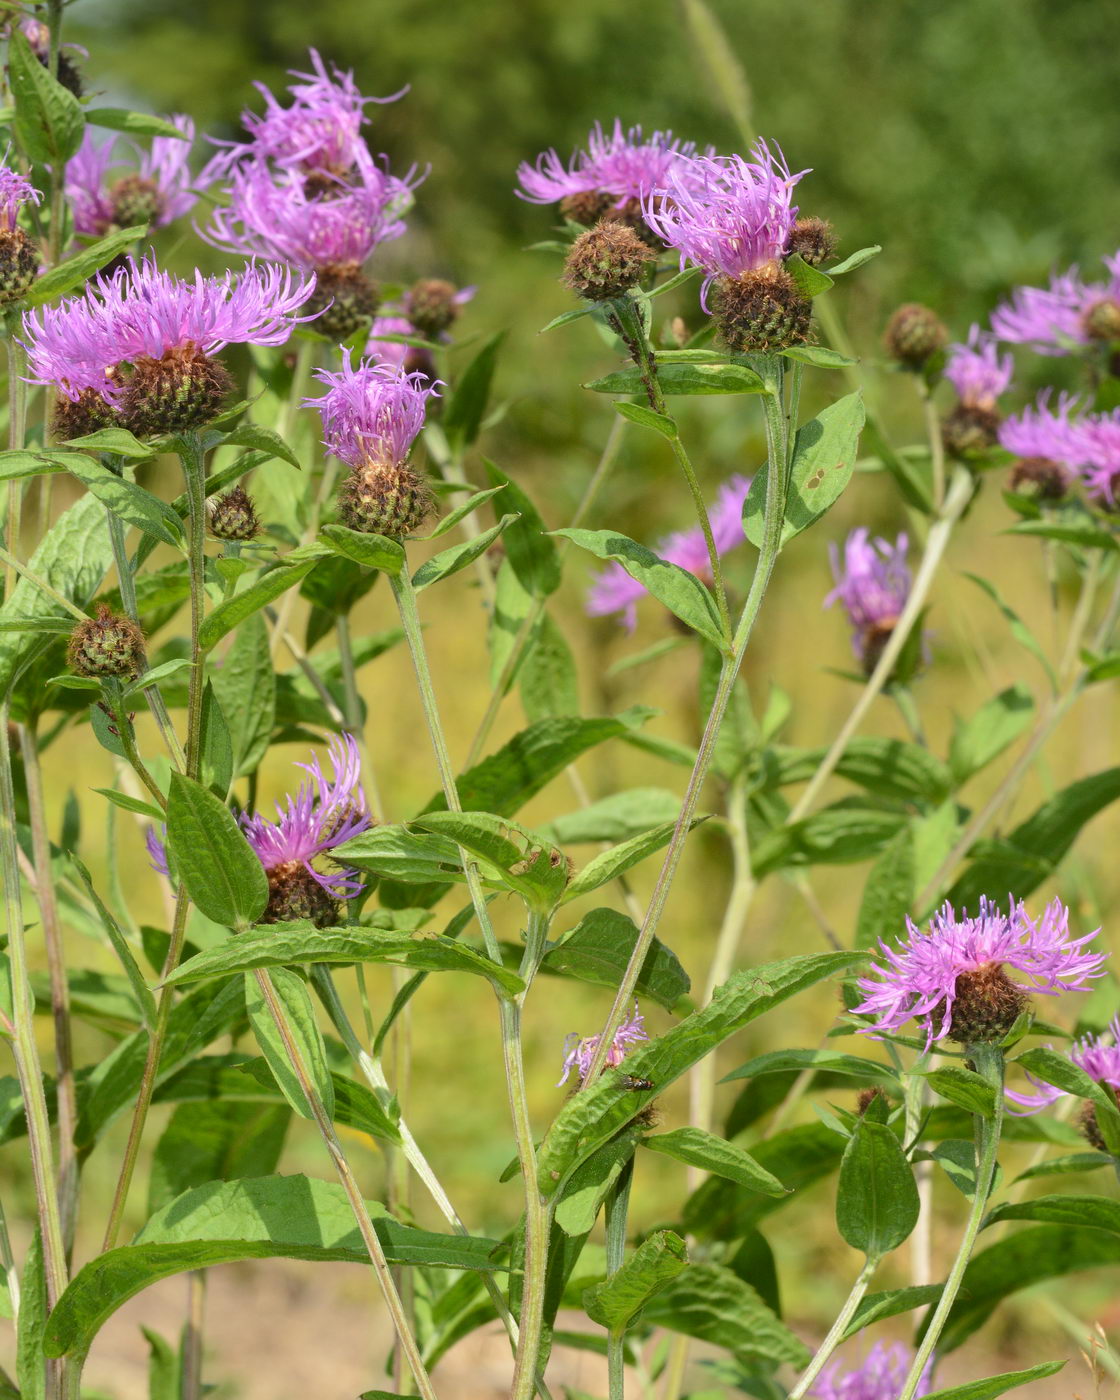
[[252, 968, 438, 1400], [604, 1161, 634, 1400], [181, 1272, 205, 1400], [5, 337, 27, 601], [0, 541, 87, 619], [103, 680, 170, 810], [787, 1254, 880, 1400], [898, 1048, 1004, 1400], [787, 466, 973, 825], [581, 367, 789, 1086]]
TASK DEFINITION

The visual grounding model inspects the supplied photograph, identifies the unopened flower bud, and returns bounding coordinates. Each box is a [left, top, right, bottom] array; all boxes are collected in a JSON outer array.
[[710, 262, 812, 354], [405, 279, 462, 340], [856, 1086, 888, 1116], [109, 174, 165, 230], [339, 460, 434, 538], [946, 962, 1027, 1046], [121, 346, 233, 436], [0, 226, 38, 304], [1008, 456, 1070, 501], [785, 216, 836, 267], [208, 486, 260, 541], [884, 303, 948, 369], [942, 403, 1001, 458], [563, 219, 654, 301], [67, 604, 145, 679], [1083, 298, 1120, 343], [306, 261, 379, 341]]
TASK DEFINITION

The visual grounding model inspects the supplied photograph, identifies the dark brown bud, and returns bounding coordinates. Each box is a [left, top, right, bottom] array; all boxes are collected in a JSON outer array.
[[261, 861, 339, 928], [884, 303, 949, 369], [1008, 456, 1070, 501], [859, 617, 899, 677], [1079, 1103, 1108, 1153], [0, 227, 39, 305], [945, 962, 1027, 1045], [52, 388, 117, 442], [786, 216, 837, 268], [208, 486, 261, 541], [405, 278, 462, 340], [711, 262, 812, 354], [306, 262, 380, 341], [1083, 298, 1120, 343], [857, 1086, 887, 1116], [338, 460, 434, 538], [563, 219, 655, 301], [942, 403, 1001, 458], [67, 604, 145, 679], [120, 345, 233, 436]]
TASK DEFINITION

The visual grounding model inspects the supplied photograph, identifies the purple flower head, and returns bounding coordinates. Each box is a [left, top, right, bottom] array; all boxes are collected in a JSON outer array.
[[587, 474, 752, 630], [14, 16, 86, 61], [852, 897, 1106, 1050], [305, 350, 441, 469], [145, 826, 169, 878], [240, 734, 372, 899], [557, 1004, 647, 1087], [1007, 1016, 1120, 1114], [809, 1342, 931, 1400], [365, 314, 415, 368], [22, 255, 318, 403], [67, 117, 202, 240], [0, 156, 40, 233], [517, 120, 703, 207], [998, 391, 1083, 466], [1072, 409, 1120, 507], [944, 325, 1013, 409], [644, 142, 807, 310], [991, 253, 1120, 355], [824, 529, 910, 660]]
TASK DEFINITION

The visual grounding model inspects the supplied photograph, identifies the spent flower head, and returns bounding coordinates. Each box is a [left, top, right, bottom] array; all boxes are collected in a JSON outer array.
[[558, 1004, 648, 1087], [853, 897, 1106, 1049], [809, 1342, 930, 1400]]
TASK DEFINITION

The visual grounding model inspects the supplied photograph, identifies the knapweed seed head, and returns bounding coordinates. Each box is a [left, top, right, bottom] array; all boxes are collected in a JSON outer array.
[[303, 261, 380, 341], [404, 278, 465, 340], [208, 486, 261, 541], [563, 219, 654, 301], [786, 215, 836, 267], [67, 604, 145, 679], [557, 1003, 648, 1088], [809, 1342, 931, 1400], [824, 529, 912, 676], [853, 896, 1106, 1049], [883, 303, 948, 369]]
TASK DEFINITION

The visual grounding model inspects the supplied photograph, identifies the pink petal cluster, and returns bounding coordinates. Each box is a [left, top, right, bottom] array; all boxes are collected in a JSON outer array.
[[587, 474, 752, 630], [305, 350, 441, 469], [810, 1342, 930, 1400], [517, 120, 704, 206], [824, 529, 910, 657], [1007, 1016, 1120, 1114], [0, 158, 40, 232], [66, 116, 201, 239], [943, 324, 1013, 409], [853, 897, 1106, 1049], [991, 251, 1120, 355], [557, 1004, 647, 1087], [1000, 393, 1120, 505]]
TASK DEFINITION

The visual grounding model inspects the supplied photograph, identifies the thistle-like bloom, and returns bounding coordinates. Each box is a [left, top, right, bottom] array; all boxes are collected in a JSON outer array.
[[853, 897, 1106, 1049], [644, 143, 806, 308], [809, 1342, 930, 1400], [944, 325, 1013, 410], [0, 160, 40, 231], [999, 392, 1082, 464], [991, 253, 1120, 354], [307, 351, 439, 469], [557, 1004, 648, 1087], [824, 529, 911, 670], [517, 120, 702, 209], [587, 474, 752, 630], [1072, 409, 1120, 507], [66, 117, 200, 239]]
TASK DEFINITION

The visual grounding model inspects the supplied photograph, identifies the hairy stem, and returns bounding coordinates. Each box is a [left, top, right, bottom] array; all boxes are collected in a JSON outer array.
[[787, 1253, 880, 1400], [604, 1161, 634, 1400]]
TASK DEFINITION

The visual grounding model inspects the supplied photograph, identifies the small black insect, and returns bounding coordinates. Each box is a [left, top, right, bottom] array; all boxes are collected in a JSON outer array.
[[620, 1075, 655, 1092]]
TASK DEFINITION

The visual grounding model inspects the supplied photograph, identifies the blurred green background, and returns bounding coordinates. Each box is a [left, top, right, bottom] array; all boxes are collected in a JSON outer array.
[[9, 0, 1120, 1394]]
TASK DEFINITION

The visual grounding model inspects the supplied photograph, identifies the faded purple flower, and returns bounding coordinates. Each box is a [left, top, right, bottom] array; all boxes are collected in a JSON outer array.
[[66, 116, 201, 239], [991, 253, 1120, 355], [22, 255, 318, 403], [824, 529, 911, 663], [853, 897, 1106, 1049], [643, 142, 806, 309], [517, 120, 703, 207], [240, 734, 372, 898], [587, 474, 752, 629], [306, 350, 439, 469], [0, 159, 40, 231], [944, 325, 1013, 409], [809, 1342, 930, 1400], [558, 1004, 647, 1087]]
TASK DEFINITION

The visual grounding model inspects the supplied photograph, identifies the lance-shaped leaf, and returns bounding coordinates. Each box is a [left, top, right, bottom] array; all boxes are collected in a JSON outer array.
[[245, 969, 334, 1122], [198, 559, 318, 650], [919, 1066, 997, 1120], [483, 459, 561, 596], [412, 513, 519, 590], [922, 1363, 1065, 1400], [24, 227, 148, 306], [554, 1123, 645, 1236], [948, 684, 1035, 787], [639, 1261, 809, 1366], [563, 819, 701, 903], [85, 108, 189, 139], [165, 773, 268, 930], [642, 1128, 787, 1196], [63, 455, 185, 546], [543, 908, 689, 1012], [9, 28, 84, 165], [585, 361, 766, 396], [43, 1175, 504, 1357], [721, 1048, 898, 1085], [583, 1231, 688, 1330], [836, 1119, 919, 1257], [983, 1193, 1120, 1236], [838, 1283, 943, 1339]]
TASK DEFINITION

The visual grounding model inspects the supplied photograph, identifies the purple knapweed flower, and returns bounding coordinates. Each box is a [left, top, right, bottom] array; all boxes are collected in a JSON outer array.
[[517, 119, 703, 209], [809, 1342, 930, 1400], [66, 116, 201, 239], [853, 897, 1106, 1049], [992, 253, 1120, 354], [1071, 409, 1120, 507], [306, 351, 440, 469], [1006, 1017, 1120, 1115], [944, 325, 1013, 410], [587, 474, 752, 630], [365, 314, 417, 369], [0, 159, 40, 231], [643, 142, 806, 309], [824, 529, 911, 670], [557, 1004, 648, 1087]]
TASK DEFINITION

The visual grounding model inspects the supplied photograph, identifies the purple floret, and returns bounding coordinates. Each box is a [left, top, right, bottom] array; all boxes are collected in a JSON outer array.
[[944, 324, 1013, 408], [557, 1003, 647, 1087], [517, 119, 703, 206], [809, 1342, 930, 1400], [66, 116, 202, 239], [824, 529, 910, 658], [305, 349, 441, 469], [0, 157, 40, 231]]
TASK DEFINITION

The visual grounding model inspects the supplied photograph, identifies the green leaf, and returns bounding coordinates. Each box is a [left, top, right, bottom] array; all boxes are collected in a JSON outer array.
[[721, 1048, 897, 1084], [765, 735, 952, 804], [245, 969, 334, 1122], [209, 613, 275, 778], [564, 820, 694, 903], [828, 246, 883, 276], [983, 1192, 1120, 1236], [70, 857, 157, 1029], [220, 422, 302, 471], [839, 1283, 943, 1339], [24, 227, 149, 306], [836, 1119, 919, 1256], [63, 455, 185, 547], [165, 773, 268, 930], [586, 361, 766, 396], [84, 108, 190, 139], [483, 459, 562, 596], [1008, 519, 1118, 551], [948, 684, 1035, 786], [743, 391, 865, 548], [613, 401, 678, 439], [43, 1175, 504, 1357], [236, 1057, 401, 1145], [444, 330, 505, 449], [640, 1261, 809, 1367], [779, 345, 857, 368], [583, 1231, 688, 1330], [784, 253, 834, 297], [543, 908, 689, 1011], [541, 788, 681, 844], [751, 801, 906, 877], [0, 450, 68, 482], [147, 1099, 289, 1215], [425, 484, 507, 539], [121, 657, 194, 697], [92, 788, 164, 821], [553, 528, 724, 646], [320, 524, 406, 574], [16, 1231, 46, 1400], [922, 1363, 1065, 1400], [60, 428, 154, 457], [964, 573, 1056, 691], [554, 1125, 644, 1236], [410, 809, 568, 909], [197, 559, 318, 650], [920, 1066, 997, 1119], [9, 29, 84, 165], [1013, 1151, 1112, 1183], [537, 950, 863, 1193], [142, 1326, 180, 1400], [519, 612, 579, 721], [643, 1129, 788, 1195], [163, 924, 524, 999], [411, 513, 518, 590]]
